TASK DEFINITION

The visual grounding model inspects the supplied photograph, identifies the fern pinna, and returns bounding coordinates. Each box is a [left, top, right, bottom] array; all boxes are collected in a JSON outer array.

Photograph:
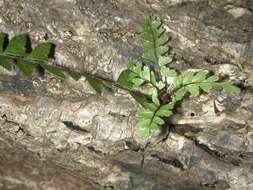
[[0, 14, 240, 138]]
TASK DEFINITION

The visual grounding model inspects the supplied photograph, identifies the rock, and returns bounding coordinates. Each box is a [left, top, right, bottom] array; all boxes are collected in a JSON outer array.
[[225, 5, 253, 18], [0, 0, 253, 189], [0, 135, 97, 190]]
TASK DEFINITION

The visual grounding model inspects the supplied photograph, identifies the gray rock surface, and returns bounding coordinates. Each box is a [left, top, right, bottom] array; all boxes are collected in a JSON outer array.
[[0, 0, 253, 189]]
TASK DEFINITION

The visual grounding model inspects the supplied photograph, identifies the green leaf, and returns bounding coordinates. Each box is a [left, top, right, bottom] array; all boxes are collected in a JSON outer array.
[[161, 67, 177, 78], [142, 49, 156, 62], [153, 116, 165, 125], [222, 81, 240, 95], [157, 46, 169, 55], [175, 87, 187, 101], [141, 66, 150, 81], [29, 42, 53, 60], [103, 81, 113, 90], [0, 32, 5, 53], [150, 71, 157, 84], [160, 102, 174, 111], [157, 34, 168, 46], [145, 102, 158, 111], [192, 71, 207, 83], [143, 13, 152, 22], [129, 91, 149, 108], [156, 109, 172, 117], [151, 19, 161, 29], [143, 41, 153, 51], [172, 76, 183, 89], [187, 84, 199, 97], [0, 56, 13, 71], [69, 71, 81, 81], [159, 56, 173, 66], [152, 95, 160, 106], [17, 60, 34, 77], [149, 122, 159, 131], [127, 63, 136, 70], [138, 111, 154, 119], [5, 34, 28, 56], [132, 78, 145, 87], [149, 88, 160, 106], [183, 71, 194, 85], [141, 30, 153, 42], [117, 69, 136, 88], [157, 81, 165, 89], [212, 81, 240, 95], [141, 14, 170, 68], [136, 119, 150, 129], [199, 82, 212, 92], [86, 76, 104, 95], [157, 29, 166, 40], [206, 75, 219, 82], [128, 63, 142, 74], [40, 64, 65, 79], [143, 127, 151, 138]]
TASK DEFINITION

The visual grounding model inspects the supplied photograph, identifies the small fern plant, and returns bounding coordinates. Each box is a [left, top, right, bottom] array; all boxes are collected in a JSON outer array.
[[0, 14, 240, 138], [117, 14, 240, 137]]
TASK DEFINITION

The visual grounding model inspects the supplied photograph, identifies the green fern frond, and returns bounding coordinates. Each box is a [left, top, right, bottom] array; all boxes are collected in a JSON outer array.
[[137, 102, 173, 137], [0, 32, 111, 95], [141, 14, 170, 64], [171, 70, 240, 101]]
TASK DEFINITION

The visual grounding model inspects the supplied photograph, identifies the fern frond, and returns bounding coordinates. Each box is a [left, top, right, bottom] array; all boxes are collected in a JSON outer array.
[[0, 32, 117, 95], [171, 70, 240, 102], [137, 102, 173, 138], [141, 14, 169, 64]]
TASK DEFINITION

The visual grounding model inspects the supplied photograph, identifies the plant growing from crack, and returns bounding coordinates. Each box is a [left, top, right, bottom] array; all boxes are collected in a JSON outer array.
[[0, 14, 240, 138]]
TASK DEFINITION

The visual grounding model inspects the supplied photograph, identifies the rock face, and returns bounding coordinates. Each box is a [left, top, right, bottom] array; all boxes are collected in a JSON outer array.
[[0, 0, 253, 190]]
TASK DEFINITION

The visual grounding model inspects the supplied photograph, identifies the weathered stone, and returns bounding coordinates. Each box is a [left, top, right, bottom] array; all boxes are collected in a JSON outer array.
[[0, 0, 253, 189], [0, 135, 97, 190]]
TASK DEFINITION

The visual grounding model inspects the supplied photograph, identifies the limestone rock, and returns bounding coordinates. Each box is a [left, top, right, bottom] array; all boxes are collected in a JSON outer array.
[[0, 0, 252, 189]]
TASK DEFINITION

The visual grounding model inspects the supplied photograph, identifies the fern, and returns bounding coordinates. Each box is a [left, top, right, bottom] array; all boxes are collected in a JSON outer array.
[[0, 14, 241, 138], [117, 14, 240, 137]]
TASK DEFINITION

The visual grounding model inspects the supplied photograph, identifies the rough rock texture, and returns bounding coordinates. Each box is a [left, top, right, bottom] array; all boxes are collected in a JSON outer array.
[[0, 0, 253, 190]]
